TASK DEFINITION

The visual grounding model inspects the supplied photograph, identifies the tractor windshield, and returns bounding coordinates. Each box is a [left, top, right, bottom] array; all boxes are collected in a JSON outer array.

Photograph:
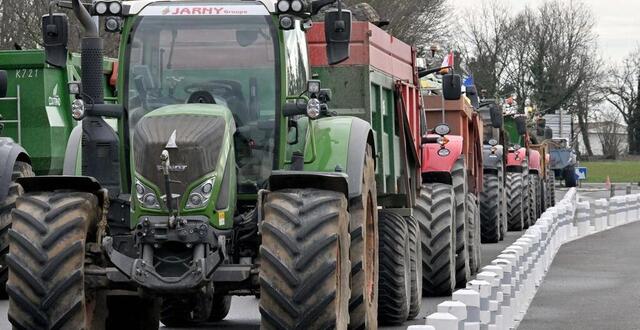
[[127, 7, 279, 193]]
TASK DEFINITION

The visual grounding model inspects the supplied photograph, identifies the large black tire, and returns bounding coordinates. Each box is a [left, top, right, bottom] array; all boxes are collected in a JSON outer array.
[[549, 170, 556, 206], [405, 215, 422, 320], [377, 210, 410, 325], [506, 172, 524, 231], [480, 174, 500, 243], [564, 165, 577, 187], [107, 296, 160, 329], [0, 161, 34, 299], [416, 183, 456, 296], [451, 157, 470, 287], [6, 191, 103, 329], [348, 146, 378, 330], [466, 193, 481, 275], [527, 174, 538, 225], [498, 165, 507, 241], [260, 189, 350, 329], [209, 293, 232, 321]]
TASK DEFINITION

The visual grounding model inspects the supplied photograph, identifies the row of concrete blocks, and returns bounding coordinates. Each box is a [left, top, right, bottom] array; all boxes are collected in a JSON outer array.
[[575, 194, 640, 237], [409, 188, 580, 330]]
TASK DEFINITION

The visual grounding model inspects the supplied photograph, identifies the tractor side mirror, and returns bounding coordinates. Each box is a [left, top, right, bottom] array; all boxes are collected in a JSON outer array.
[[489, 104, 503, 129], [443, 74, 462, 100], [515, 116, 527, 135], [0, 70, 7, 98], [324, 9, 352, 65], [544, 127, 553, 140], [467, 85, 479, 109], [42, 13, 69, 68]]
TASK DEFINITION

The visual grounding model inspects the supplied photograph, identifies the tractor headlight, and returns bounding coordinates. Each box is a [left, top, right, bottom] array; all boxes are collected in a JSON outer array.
[[307, 98, 321, 119], [135, 180, 160, 209], [108, 1, 122, 15], [71, 99, 86, 121], [186, 179, 215, 210], [277, 0, 291, 13], [94, 1, 108, 15], [291, 0, 304, 12], [438, 148, 451, 157]]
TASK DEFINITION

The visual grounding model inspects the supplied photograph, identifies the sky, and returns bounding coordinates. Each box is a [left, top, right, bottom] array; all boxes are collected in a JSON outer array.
[[454, 0, 640, 64]]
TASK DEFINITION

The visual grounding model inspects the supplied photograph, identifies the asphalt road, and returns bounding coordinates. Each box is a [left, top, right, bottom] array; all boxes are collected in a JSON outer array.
[[0, 188, 571, 329], [519, 220, 640, 330]]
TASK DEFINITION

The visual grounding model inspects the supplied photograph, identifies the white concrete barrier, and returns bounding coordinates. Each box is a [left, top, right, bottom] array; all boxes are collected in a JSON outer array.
[[413, 189, 640, 330]]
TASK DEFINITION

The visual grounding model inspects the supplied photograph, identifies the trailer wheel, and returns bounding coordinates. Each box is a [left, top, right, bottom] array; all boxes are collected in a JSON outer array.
[[348, 146, 378, 330], [564, 165, 577, 187], [6, 191, 103, 329], [467, 193, 481, 275], [260, 189, 350, 329], [416, 183, 456, 296], [0, 161, 34, 299], [451, 157, 471, 287], [528, 175, 539, 225], [549, 170, 557, 206], [106, 296, 160, 329], [377, 210, 410, 325], [506, 172, 524, 231], [405, 215, 422, 320], [208, 293, 232, 321], [480, 174, 500, 243]]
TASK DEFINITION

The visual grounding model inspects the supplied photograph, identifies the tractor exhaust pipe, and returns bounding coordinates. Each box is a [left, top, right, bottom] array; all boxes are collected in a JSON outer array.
[[73, 0, 104, 104]]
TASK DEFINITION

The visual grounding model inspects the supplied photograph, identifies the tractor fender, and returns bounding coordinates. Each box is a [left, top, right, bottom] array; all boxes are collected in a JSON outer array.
[[506, 147, 527, 168], [482, 144, 503, 171], [0, 138, 30, 201], [63, 124, 83, 175], [16, 175, 107, 210], [528, 149, 542, 174], [421, 134, 464, 174], [274, 117, 375, 199]]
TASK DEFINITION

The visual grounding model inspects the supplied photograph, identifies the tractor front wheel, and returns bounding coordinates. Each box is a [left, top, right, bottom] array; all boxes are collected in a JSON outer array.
[[0, 161, 34, 299], [480, 174, 500, 243], [506, 172, 525, 231], [259, 189, 350, 329], [6, 191, 103, 329], [416, 183, 456, 296]]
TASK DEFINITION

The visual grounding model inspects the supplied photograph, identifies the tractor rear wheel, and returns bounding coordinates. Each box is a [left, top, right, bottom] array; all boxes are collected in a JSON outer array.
[[451, 157, 471, 287], [506, 172, 524, 231], [405, 215, 422, 320], [467, 193, 481, 275], [0, 161, 33, 299], [377, 210, 410, 325], [260, 189, 350, 329], [6, 191, 104, 329], [416, 183, 456, 296], [106, 295, 160, 329], [348, 146, 378, 330], [480, 174, 500, 243]]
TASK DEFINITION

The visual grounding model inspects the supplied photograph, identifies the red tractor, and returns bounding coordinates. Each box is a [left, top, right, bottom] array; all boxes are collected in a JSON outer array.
[[419, 75, 484, 295]]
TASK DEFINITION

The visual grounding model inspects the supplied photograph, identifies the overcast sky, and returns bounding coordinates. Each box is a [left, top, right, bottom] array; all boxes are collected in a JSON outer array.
[[454, 0, 640, 64]]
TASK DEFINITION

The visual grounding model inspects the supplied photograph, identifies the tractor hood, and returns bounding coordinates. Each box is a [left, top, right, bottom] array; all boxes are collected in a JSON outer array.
[[133, 104, 235, 202]]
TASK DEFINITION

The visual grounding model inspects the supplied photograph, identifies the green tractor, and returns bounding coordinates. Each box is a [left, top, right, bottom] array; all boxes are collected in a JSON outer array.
[[0, 49, 116, 296], [4, 0, 419, 329]]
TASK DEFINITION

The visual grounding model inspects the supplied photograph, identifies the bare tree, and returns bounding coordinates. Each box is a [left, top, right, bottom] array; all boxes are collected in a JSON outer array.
[[603, 48, 640, 154], [458, 0, 512, 98], [568, 55, 604, 157], [0, 1, 119, 56], [345, 0, 451, 52], [596, 111, 626, 159]]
